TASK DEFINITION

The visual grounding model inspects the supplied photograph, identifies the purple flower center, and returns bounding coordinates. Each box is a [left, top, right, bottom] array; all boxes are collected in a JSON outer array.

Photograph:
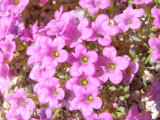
[[86, 95, 94, 102], [13, 0, 19, 5], [108, 62, 116, 71], [53, 50, 59, 58], [80, 78, 89, 86], [81, 55, 88, 64]]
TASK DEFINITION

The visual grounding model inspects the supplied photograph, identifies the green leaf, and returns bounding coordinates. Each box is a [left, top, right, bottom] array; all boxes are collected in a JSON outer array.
[[143, 43, 150, 49], [118, 86, 123, 90], [108, 86, 117, 91], [132, 36, 141, 41], [145, 54, 152, 64], [124, 94, 130, 98], [141, 57, 146, 62], [123, 86, 130, 93], [119, 96, 125, 101], [142, 76, 147, 86], [129, 50, 136, 59], [128, 0, 133, 5], [117, 106, 125, 112], [149, 33, 157, 38]]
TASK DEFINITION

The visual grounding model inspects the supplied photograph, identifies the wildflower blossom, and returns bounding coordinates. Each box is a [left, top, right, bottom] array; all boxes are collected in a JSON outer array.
[[1, 0, 29, 15], [29, 57, 56, 81], [79, 0, 111, 15], [5, 89, 35, 120], [34, 77, 65, 108], [68, 44, 98, 77], [37, 108, 52, 120], [70, 88, 102, 117], [125, 107, 152, 120], [0, 37, 16, 61], [62, 17, 93, 48], [123, 56, 139, 85], [151, 8, 160, 28], [114, 6, 144, 32], [148, 35, 160, 61], [66, 72, 101, 93], [96, 46, 129, 84], [45, 6, 71, 36], [0, 63, 11, 93], [88, 14, 119, 46], [20, 23, 39, 42]]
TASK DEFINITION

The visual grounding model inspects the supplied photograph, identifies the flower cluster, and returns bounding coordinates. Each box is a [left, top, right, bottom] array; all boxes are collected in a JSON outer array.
[[1, 0, 159, 119]]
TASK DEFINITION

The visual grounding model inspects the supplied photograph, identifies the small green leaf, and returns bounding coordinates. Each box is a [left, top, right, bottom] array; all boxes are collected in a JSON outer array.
[[141, 57, 146, 62], [145, 54, 152, 64], [123, 86, 130, 93], [119, 96, 125, 101], [143, 43, 150, 49], [118, 86, 123, 90], [129, 50, 136, 59], [132, 36, 141, 41], [142, 76, 147, 86], [108, 86, 117, 91], [149, 33, 157, 38], [128, 0, 133, 5], [117, 106, 125, 112], [124, 94, 130, 98]]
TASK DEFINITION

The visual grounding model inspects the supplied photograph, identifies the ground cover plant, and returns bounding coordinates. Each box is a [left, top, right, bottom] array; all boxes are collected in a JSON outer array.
[[0, 0, 160, 120]]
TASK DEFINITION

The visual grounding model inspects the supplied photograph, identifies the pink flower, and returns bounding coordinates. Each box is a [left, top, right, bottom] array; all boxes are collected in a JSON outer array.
[[44, 37, 68, 65], [85, 112, 113, 120], [67, 44, 98, 77], [34, 77, 65, 108], [148, 35, 160, 61], [62, 17, 93, 48], [0, 16, 13, 39], [147, 79, 160, 101], [125, 107, 152, 120], [27, 36, 68, 67], [96, 46, 129, 84], [45, 6, 71, 36], [39, 0, 48, 4], [20, 23, 39, 42], [133, 0, 153, 5], [66, 72, 101, 94], [5, 89, 35, 120], [26, 35, 51, 66], [88, 14, 119, 46], [0, 63, 11, 93], [79, 0, 111, 15], [37, 108, 52, 120], [0, 15, 24, 39], [114, 6, 144, 32], [123, 56, 139, 85], [151, 8, 160, 28], [70, 89, 102, 117], [1, 0, 29, 15], [29, 57, 56, 81], [0, 37, 16, 61]]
